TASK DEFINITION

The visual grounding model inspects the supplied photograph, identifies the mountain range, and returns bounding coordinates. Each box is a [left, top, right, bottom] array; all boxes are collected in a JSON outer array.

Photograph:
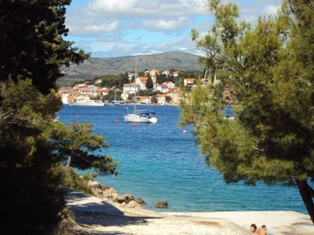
[[58, 51, 204, 86]]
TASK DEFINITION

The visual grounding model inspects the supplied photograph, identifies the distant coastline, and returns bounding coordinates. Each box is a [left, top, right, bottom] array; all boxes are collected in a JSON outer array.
[[59, 51, 203, 85]]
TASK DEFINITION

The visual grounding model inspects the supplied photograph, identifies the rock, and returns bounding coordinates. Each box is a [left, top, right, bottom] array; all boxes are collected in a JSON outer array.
[[102, 187, 118, 199], [155, 201, 168, 208], [117, 196, 124, 203], [136, 198, 145, 205], [98, 184, 110, 191], [121, 202, 127, 206], [87, 181, 109, 192], [87, 180, 99, 187], [94, 188, 103, 196], [125, 200, 140, 208], [108, 192, 119, 202], [85, 180, 144, 208], [117, 194, 134, 204]]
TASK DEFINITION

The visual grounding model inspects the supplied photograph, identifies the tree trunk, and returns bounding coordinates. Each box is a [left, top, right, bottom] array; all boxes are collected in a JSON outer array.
[[296, 179, 314, 224], [66, 156, 71, 168]]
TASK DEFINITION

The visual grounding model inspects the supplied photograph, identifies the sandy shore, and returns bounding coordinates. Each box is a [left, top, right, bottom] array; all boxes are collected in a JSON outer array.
[[65, 188, 314, 235]]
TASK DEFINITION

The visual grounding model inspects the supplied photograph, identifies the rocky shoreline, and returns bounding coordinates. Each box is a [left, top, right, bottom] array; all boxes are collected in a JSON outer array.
[[64, 185, 314, 235], [87, 180, 167, 209]]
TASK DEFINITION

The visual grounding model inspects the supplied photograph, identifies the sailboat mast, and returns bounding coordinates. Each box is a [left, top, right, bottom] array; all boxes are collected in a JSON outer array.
[[133, 54, 138, 114], [135, 54, 138, 78]]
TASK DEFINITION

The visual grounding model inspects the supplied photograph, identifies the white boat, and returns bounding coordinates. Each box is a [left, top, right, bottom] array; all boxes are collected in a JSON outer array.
[[124, 107, 158, 123], [61, 96, 69, 104], [68, 100, 105, 106], [123, 54, 158, 123]]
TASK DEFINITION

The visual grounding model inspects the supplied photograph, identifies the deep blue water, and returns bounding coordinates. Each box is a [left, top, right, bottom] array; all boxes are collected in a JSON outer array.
[[58, 105, 306, 213]]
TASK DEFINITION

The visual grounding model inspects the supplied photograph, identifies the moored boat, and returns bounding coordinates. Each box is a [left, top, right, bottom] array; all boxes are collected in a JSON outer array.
[[123, 55, 158, 123], [68, 100, 105, 106], [124, 108, 158, 123]]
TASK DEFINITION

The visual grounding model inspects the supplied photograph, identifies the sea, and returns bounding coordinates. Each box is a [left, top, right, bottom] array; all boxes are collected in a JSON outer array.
[[58, 105, 307, 214]]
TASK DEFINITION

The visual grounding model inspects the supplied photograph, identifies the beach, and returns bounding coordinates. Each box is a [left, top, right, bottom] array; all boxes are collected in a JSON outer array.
[[65, 188, 314, 235]]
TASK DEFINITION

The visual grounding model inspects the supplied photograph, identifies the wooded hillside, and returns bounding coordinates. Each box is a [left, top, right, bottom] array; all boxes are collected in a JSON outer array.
[[59, 51, 203, 85]]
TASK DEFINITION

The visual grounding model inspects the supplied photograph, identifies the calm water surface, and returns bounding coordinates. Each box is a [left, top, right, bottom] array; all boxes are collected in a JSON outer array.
[[58, 105, 306, 213]]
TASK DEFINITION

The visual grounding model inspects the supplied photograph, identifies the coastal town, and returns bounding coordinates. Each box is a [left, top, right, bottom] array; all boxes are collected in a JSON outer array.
[[57, 68, 218, 106]]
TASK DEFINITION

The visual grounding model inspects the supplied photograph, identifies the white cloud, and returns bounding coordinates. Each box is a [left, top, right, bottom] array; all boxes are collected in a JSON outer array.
[[67, 20, 119, 36], [84, 21, 119, 34], [87, 0, 138, 15], [238, 0, 281, 24], [87, 0, 208, 17], [262, 5, 280, 16], [143, 17, 190, 31]]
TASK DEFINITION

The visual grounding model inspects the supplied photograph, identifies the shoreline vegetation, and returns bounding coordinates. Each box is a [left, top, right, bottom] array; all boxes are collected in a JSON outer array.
[[59, 176, 314, 235]]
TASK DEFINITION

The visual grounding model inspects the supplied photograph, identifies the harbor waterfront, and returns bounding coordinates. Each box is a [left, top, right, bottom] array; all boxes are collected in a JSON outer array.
[[58, 105, 307, 214]]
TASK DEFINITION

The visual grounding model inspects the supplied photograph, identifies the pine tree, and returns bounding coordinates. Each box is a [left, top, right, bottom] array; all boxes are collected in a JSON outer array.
[[0, 0, 119, 233], [146, 73, 154, 89], [0, 0, 89, 94], [50, 120, 119, 176], [0, 79, 65, 233], [180, 0, 314, 223]]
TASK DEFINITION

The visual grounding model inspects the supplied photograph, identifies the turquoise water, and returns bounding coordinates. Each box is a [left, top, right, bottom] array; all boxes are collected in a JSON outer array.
[[58, 105, 306, 213]]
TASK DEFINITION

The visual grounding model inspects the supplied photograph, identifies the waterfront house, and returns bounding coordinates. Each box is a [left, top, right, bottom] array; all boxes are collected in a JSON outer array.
[[95, 79, 102, 85], [136, 76, 148, 90], [138, 96, 152, 104], [58, 86, 73, 96], [128, 72, 136, 81], [73, 83, 97, 97], [156, 93, 169, 105], [157, 83, 168, 93], [184, 78, 195, 86], [123, 83, 140, 94], [172, 71, 180, 77], [96, 88, 110, 97]]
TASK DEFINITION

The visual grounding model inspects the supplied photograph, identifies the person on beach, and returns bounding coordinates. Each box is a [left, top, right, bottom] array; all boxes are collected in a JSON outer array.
[[249, 224, 259, 234], [259, 225, 268, 235]]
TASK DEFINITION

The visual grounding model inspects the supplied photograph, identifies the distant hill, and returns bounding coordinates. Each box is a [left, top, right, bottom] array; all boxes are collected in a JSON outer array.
[[58, 51, 203, 86]]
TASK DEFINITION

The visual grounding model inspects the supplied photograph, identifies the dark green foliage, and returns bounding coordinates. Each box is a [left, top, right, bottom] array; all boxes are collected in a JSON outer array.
[[137, 89, 161, 96], [130, 74, 135, 83], [180, 0, 314, 223], [103, 90, 122, 101], [0, 160, 66, 235], [0, 0, 119, 233], [157, 73, 166, 84], [0, 0, 89, 95], [99, 73, 129, 88], [123, 72, 130, 84], [49, 120, 119, 176], [146, 75, 153, 89], [58, 165, 93, 195], [0, 79, 119, 233], [0, 79, 65, 234]]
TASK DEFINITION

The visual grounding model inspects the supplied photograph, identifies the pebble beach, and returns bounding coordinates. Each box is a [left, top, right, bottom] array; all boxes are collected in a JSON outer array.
[[65, 188, 314, 235]]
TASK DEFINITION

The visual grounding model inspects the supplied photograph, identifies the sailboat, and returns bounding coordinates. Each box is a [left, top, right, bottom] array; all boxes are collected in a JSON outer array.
[[124, 55, 158, 124], [124, 106, 158, 123]]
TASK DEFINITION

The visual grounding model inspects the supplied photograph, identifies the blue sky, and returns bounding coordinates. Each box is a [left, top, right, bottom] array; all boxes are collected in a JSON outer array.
[[65, 0, 281, 58]]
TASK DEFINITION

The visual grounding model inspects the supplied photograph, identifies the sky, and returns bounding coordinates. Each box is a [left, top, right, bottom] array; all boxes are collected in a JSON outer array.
[[65, 0, 281, 58]]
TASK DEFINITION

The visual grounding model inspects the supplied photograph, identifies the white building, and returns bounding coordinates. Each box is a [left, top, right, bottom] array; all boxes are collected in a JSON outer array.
[[123, 83, 140, 94], [157, 81, 176, 93]]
